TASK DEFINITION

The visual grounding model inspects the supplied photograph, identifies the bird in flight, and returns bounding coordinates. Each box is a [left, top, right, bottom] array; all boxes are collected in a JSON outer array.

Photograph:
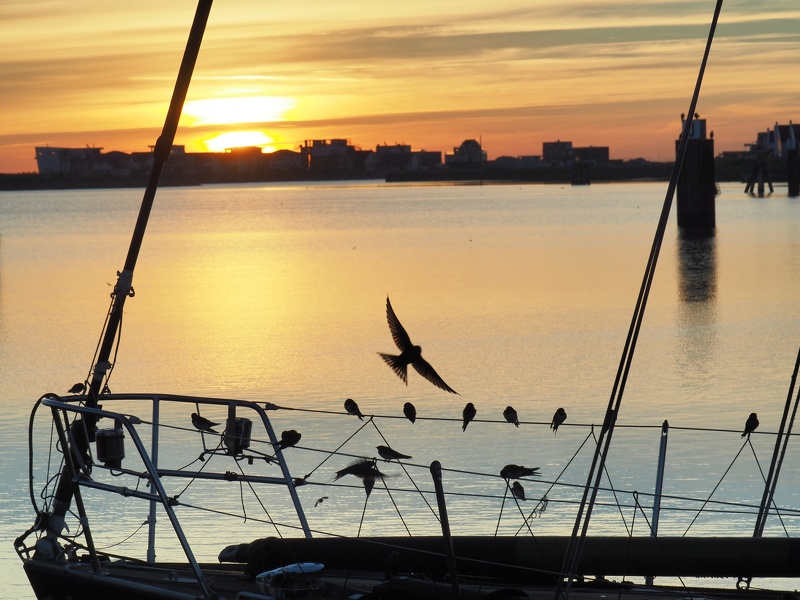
[[376, 445, 412, 462], [403, 402, 417, 423], [741, 413, 759, 438], [191, 413, 219, 433], [462, 402, 477, 431], [344, 398, 364, 420], [378, 296, 458, 394], [551, 408, 567, 434], [334, 458, 387, 496], [503, 406, 519, 427]]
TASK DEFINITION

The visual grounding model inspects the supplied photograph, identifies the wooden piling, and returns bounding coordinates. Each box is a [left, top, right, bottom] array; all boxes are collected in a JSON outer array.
[[676, 120, 715, 231], [788, 148, 799, 197]]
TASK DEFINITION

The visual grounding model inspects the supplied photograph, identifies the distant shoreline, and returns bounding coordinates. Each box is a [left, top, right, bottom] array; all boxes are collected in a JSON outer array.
[[0, 158, 787, 191]]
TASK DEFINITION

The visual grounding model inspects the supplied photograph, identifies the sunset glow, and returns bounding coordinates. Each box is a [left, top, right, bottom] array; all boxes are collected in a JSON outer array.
[[1, 1, 799, 172], [203, 131, 275, 152], [184, 96, 297, 126]]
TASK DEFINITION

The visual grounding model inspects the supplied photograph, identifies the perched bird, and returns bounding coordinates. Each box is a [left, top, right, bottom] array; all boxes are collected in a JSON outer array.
[[378, 296, 458, 394], [511, 481, 526, 501], [334, 458, 387, 496], [376, 445, 412, 462], [344, 398, 364, 420], [191, 412, 220, 433], [276, 429, 302, 450], [741, 413, 759, 438], [403, 402, 417, 424], [314, 496, 329, 507], [551, 408, 567, 434], [501, 464, 540, 480], [503, 406, 519, 427], [68, 382, 86, 395], [462, 402, 477, 431]]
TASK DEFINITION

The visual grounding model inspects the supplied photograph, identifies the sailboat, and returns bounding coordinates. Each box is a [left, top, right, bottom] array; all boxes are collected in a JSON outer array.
[[13, 1, 800, 599]]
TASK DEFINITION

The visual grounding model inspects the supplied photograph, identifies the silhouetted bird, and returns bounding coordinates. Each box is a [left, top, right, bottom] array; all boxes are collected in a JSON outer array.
[[334, 458, 386, 496], [376, 445, 412, 462], [462, 402, 477, 431], [191, 413, 219, 433], [314, 496, 329, 507], [500, 464, 540, 480], [378, 296, 458, 394], [503, 406, 519, 427], [742, 413, 759, 438], [551, 408, 567, 434], [68, 382, 86, 395], [403, 402, 417, 423], [511, 481, 526, 501], [276, 429, 301, 450], [344, 398, 364, 420]]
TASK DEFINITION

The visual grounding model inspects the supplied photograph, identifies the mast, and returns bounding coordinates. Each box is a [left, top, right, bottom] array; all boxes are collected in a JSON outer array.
[[42, 0, 214, 555]]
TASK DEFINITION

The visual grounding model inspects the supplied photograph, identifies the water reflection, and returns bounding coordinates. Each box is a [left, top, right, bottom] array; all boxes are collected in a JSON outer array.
[[675, 228, 717, 384], [677, 229, 717, 303]]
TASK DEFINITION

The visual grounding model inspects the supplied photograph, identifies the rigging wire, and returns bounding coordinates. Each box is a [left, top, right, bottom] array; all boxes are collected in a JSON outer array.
[[557, 0, 726, 597]]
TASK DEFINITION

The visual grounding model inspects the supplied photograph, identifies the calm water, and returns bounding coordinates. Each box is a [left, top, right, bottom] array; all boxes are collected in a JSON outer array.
[[1, 180, 799, 598]]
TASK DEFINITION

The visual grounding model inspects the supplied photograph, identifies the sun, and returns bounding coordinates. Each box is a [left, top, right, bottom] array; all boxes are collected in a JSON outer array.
[[203, 131, 276, 152], [183, 96, 297, 126]]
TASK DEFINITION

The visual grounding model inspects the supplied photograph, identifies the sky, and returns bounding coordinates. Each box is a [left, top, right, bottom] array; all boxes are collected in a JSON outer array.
[[1, 0, 799, 173]]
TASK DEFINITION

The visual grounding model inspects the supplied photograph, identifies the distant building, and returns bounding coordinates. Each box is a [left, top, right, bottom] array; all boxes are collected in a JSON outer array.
[[573, 146, 609, 163], [35, 146, 104, 174], [445, 139, 487, 167], [542, 141, 573, 165], [365, 144, 442, 172]]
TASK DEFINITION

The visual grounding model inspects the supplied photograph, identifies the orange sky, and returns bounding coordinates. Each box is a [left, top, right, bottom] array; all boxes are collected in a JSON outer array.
[[1, 1, 799, 173]]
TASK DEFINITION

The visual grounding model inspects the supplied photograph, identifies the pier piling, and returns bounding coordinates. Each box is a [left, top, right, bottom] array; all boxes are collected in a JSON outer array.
[[676, 116, 716, 231]]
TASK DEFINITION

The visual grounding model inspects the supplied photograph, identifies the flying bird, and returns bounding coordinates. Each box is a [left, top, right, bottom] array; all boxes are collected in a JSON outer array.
[[403, 402, 417, 423], [68, 382, 86, 395], [334, 458, 387, 497], [378, 296, 458, 394], [511, 481, 526, 501], [344, 398, 364, 420], [551, 408, 567, 434], [191, 413, 219, 433], [314, 496, 329, 507], [276, 429, 302, 450], [501, 464, 540, 480], [503, 406, 519, 427], [376, 445, 412, 462], [462, 402, 477, 431], [741, 413, 759, 438]]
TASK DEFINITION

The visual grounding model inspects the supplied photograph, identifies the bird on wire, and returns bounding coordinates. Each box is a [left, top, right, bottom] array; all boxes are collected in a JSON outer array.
[[344, 398, 364, 420], [403, 402, 417, 423], [378, 296, 458, 394], [334, 458, 387, 497], [511, 481, 526, 501], [68, 382, 86, 395], [503, 406, 519, 427], [376, 445, 412, 462], [276, 429, 302, 450], [551, 407, 567, 434], [741, 412, 759, 438], [500, 464, 540, 480], [191, 412, 220, 433], [462, 402, 477, 431]]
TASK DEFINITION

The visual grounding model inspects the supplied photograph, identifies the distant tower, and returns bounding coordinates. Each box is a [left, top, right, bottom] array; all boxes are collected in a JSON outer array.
[[676, 114, 716, 231]]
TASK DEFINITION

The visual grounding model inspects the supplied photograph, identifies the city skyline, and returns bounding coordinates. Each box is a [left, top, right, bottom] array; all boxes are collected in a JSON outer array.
[[1, 0, 799, 173]]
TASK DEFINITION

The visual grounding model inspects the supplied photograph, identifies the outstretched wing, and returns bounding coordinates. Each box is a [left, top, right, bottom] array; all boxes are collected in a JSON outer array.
[[386, 296, 413, 352], [412, 358, 458, 394]]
